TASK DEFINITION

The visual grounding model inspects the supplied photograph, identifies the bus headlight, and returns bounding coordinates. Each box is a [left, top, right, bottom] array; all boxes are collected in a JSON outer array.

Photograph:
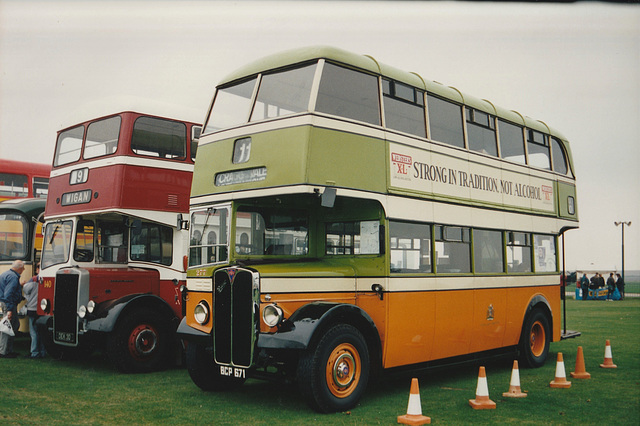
[[262, 303, 283, 328], [87, 300, 96, 314], [194, 301, 210, 325], [78, 305, 87, 319], [40, 299, 50, 314]]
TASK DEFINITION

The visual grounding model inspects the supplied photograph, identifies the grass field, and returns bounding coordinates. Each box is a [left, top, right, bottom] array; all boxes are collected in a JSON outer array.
[[2, 298, 639, 425]]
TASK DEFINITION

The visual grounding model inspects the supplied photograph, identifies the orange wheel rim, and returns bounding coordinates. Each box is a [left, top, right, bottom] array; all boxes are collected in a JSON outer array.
[[325, 343, 361, 398], [529, 320, 545, 357]]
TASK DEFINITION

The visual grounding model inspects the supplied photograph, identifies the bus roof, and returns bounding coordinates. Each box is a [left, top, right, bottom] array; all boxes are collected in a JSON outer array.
[[0, 159, 51, 176], [0, 197, 47, 218], [59, 95, 203, 131], [217, 45, 570, 143]]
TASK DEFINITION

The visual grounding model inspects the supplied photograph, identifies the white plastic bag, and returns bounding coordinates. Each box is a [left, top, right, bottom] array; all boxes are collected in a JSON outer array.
[[0, 316, 15, 337]]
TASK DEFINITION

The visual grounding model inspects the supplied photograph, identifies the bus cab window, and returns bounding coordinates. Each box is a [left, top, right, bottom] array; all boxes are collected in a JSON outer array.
[[132, 116, 187, 159], [189, 207, 230, 266], [41, 221, 73, 269], [315, 62, 380, 126], [96, 221, 128, 264], [0, 213, 28, 259], [84, 116, 121, 160], [74, 220, 95, 262], [236, 209, 308, 256], [130, 222, 173, 266]]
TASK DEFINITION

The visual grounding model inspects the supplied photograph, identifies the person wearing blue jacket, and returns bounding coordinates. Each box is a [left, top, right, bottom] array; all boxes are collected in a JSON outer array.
[[0, 260, 25, 358]]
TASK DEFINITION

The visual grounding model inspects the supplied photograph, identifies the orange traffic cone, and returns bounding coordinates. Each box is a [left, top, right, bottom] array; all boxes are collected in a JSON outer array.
[[549, 352, 572, 388], [397, 378, 431, 425], [469, 366, 496, 409], [502, 360, 527, 398], [600, 339, 617, 368], [570, 346, 591, 379]]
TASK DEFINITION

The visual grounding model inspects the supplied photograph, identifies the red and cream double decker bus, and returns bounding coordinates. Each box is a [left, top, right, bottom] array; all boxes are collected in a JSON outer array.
[[179, 47, 579, 412], [37, 105, 201, 373], [0, 159, 50, 201]]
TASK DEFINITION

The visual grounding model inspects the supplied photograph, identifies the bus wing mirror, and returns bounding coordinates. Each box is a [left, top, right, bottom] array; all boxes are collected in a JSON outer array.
[[177, 213, 190, 230], [320, 187, 337, 208]]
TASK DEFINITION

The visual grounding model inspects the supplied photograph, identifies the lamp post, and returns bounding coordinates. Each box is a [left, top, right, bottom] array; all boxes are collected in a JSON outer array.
[[614, 221, 631, 282]]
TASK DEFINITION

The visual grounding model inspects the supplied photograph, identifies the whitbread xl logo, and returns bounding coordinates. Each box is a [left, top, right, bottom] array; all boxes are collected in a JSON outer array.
[[391, 152, 412, 179]]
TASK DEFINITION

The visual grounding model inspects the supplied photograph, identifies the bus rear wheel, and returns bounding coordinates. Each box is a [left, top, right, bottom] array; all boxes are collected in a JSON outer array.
[[519, 308, 550, 368], [297, 324, 370, 413]]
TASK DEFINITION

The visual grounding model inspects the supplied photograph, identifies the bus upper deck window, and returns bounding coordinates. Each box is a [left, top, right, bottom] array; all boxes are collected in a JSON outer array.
[[84, 116, 121, 160], [250, 64, 316, 122], [383, 79, 426, 138], [498, 120, 526, 164], [54, 125, 84, 167], [315, 63, 380, 126], [132, 117, 187, 159], [526, 130, 551, 170], [466, 108, 497, 157], [204, 78, 257, 134], [427, 95, 465, 149], [551, 137, 568, 175]]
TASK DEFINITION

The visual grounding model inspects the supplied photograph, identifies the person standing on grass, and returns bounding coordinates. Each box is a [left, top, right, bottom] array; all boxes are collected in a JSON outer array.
[[22, 262, 46, 359], [0, 260, 25, 358], [616, 274, 625, 300], [581, 273, 589, 300], [606, 273, 616, 300]]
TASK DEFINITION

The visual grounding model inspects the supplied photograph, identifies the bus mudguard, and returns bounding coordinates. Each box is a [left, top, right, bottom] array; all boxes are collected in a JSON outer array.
[[84, 293, 177, 333], [258, 301, 381, 357], [177, 317, 211, 346]]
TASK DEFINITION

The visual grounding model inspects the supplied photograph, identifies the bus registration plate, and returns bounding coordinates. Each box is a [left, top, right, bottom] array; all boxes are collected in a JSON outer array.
[[219, 365, 246, 379]]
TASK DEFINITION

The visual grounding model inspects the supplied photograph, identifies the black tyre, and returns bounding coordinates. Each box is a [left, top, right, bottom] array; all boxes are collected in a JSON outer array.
[[297, 324, 370, 413], [186, 343, 246, 391], [107, 308, 173, 373], [519, 308, 551, 368]]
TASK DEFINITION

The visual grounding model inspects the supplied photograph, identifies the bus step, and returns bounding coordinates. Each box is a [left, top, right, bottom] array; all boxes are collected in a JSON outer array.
[[561, 330, 581, 340]]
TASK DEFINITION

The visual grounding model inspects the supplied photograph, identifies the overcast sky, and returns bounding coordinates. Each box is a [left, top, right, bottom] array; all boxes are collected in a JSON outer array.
[[1, 0, 638, 271]]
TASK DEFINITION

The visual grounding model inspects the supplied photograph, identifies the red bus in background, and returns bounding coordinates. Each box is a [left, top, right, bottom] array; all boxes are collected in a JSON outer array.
[[0, 159, 50, 201], [37, 107, 201, 373]]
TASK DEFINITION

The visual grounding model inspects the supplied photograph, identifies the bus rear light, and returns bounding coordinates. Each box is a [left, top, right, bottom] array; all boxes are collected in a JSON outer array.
[[194, 301, 210, 325], [262, 304, 284, 328]]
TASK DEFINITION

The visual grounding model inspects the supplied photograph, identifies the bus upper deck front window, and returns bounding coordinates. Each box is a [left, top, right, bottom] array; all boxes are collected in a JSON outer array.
[[204, 78, 257, 134], [235, 208, 308, 256], [189, 207, 229, 266], [0, 213, 28, 260], [83, 116, 121, 160], [54, 125, 84, 167], [41, 221, 73, 269], [132, 116, 187, 159], [250, 64, 317, 122]]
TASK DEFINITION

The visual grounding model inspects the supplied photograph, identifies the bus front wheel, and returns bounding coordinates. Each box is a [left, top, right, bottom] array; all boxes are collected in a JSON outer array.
[[297, 323, 370, 413], [519, 308, 551, 368]]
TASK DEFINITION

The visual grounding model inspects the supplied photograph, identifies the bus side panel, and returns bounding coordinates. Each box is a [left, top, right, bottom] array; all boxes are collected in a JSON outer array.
[[469, 287, 507, 353], [504, 284, 562, 346], [383, 291, 435, 368], [431, 290, 474, 360]]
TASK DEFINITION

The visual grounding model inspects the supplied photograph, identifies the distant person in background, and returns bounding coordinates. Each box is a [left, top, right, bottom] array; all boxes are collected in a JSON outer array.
[[22, 262, 46, 359], [590, 274, 598, 290], [0, 260, 25, 358], [616, 274, 625, 300], [606, 273, 616, 300], [597, 273, 605, 289], [580, 273, 589, 300]]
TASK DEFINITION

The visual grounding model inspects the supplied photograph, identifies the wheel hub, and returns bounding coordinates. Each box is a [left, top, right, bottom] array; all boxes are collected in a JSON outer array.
[[129, 325, 158, 359]]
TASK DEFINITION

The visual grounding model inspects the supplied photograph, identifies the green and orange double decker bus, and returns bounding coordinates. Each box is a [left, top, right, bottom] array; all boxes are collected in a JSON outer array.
[[178, 46, 579, 412]]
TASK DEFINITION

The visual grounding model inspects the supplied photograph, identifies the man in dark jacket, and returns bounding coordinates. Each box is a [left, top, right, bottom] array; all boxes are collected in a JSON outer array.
[[0, 260, 25, 358], [606, 273, 616, 300]]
